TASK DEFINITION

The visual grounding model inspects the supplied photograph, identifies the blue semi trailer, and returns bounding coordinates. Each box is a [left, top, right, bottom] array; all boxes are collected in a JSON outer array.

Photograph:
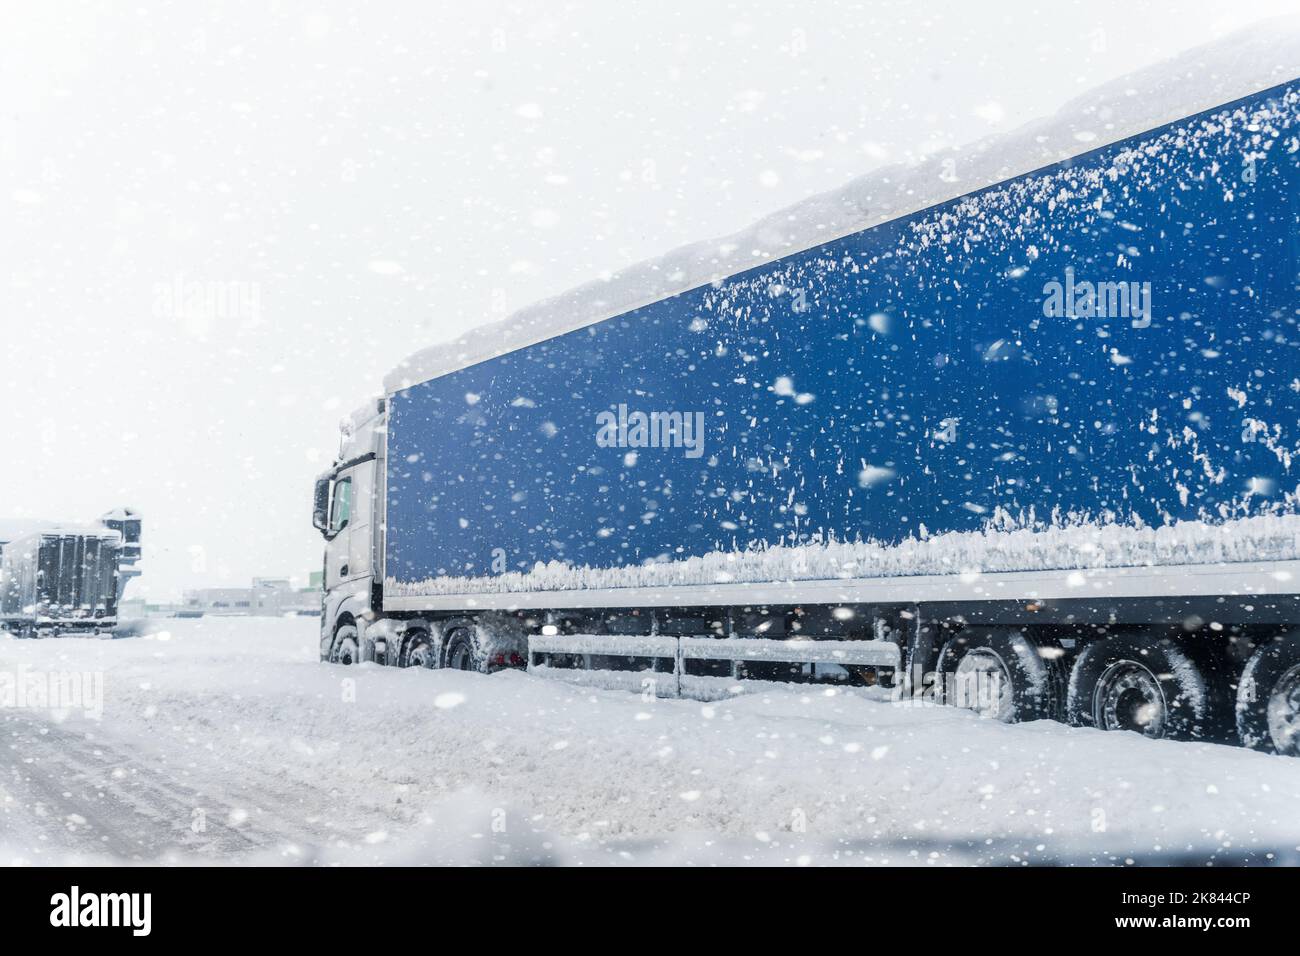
[[315, 76, 1300, 754]]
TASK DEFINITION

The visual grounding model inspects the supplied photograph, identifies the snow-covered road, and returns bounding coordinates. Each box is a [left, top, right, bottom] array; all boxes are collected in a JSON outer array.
[[1, 617, 1299, 866]]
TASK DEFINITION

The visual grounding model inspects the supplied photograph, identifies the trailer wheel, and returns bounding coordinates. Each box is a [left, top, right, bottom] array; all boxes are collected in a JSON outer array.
[[330, 625, 361, 666], [444, 628, 488, 673], [1236, 632, 1300, 755], [1067, 636, 1209, 740], [404, 632, 437, 669], [935, 628, 1062, 722]]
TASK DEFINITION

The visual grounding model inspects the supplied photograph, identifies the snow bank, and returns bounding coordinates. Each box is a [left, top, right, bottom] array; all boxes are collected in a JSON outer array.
[[384, 17, 1300, 393], [389, 511, 1300, 597], [1, 617, 1298, 866]]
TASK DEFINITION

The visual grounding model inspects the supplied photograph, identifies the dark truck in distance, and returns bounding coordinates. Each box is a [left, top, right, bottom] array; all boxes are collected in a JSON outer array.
[[0, 511, 142, 638], [314, 76, 1300, 756]]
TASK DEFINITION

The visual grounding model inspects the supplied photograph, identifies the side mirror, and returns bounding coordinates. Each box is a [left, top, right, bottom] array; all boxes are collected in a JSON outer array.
[[312, 478, 331, 535]]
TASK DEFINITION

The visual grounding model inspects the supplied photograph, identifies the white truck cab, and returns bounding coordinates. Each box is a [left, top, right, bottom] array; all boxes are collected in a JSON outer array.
[[313, 399, 386, 664]]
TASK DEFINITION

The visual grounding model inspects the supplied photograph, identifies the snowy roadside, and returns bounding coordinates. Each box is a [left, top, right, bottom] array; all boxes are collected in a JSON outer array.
[[0, 616, 1298, 866]]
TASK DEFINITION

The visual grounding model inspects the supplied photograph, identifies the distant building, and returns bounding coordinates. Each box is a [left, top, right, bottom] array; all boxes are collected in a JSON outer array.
[[181, 577, 319, 617], [118, 597, 149, 620]]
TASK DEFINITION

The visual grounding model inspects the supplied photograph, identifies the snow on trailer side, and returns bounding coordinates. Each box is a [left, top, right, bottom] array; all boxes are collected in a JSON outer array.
[[383, 78, 1300, 602]]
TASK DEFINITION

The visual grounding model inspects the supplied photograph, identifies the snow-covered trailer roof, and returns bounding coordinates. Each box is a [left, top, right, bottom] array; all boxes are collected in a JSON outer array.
[[384, 16, 1300, 395], [0, 520, 119, 547], [1, 527, 121, 547]]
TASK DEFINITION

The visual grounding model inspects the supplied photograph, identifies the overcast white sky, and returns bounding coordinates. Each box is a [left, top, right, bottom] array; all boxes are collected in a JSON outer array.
[[1, 0, 1295, 601]]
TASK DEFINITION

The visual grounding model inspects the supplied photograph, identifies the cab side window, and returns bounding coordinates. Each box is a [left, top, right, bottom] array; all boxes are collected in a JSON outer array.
[[329, 477, 352, 534]]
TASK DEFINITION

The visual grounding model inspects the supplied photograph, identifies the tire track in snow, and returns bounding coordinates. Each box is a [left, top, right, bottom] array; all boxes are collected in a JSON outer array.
[[0, 711, 360, 861]]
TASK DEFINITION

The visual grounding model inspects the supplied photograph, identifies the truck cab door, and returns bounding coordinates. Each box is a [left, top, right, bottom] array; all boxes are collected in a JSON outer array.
[[344, 461, 374, 584], [324, 472, 355, 587], [320, 459, 375, 588]]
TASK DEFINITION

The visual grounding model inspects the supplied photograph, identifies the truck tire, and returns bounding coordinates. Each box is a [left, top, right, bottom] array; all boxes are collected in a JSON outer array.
[[1067, 635, 1210, 740], [443, 628, 488, 673], [404, 632, 437, 669], [1236, 632, 1300, 755], [330, 624, 361, 666], [935, 628, 1062, 722]]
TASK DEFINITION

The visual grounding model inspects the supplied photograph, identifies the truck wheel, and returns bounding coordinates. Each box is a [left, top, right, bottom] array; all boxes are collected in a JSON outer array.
[[444, 628, 488, 673], [330, 625, 361, 666], [1236, 632, 1300, 755], [405, 633, 437, 669], [935, 628, 1062, 722], [1067, 636, 1209, 740]]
